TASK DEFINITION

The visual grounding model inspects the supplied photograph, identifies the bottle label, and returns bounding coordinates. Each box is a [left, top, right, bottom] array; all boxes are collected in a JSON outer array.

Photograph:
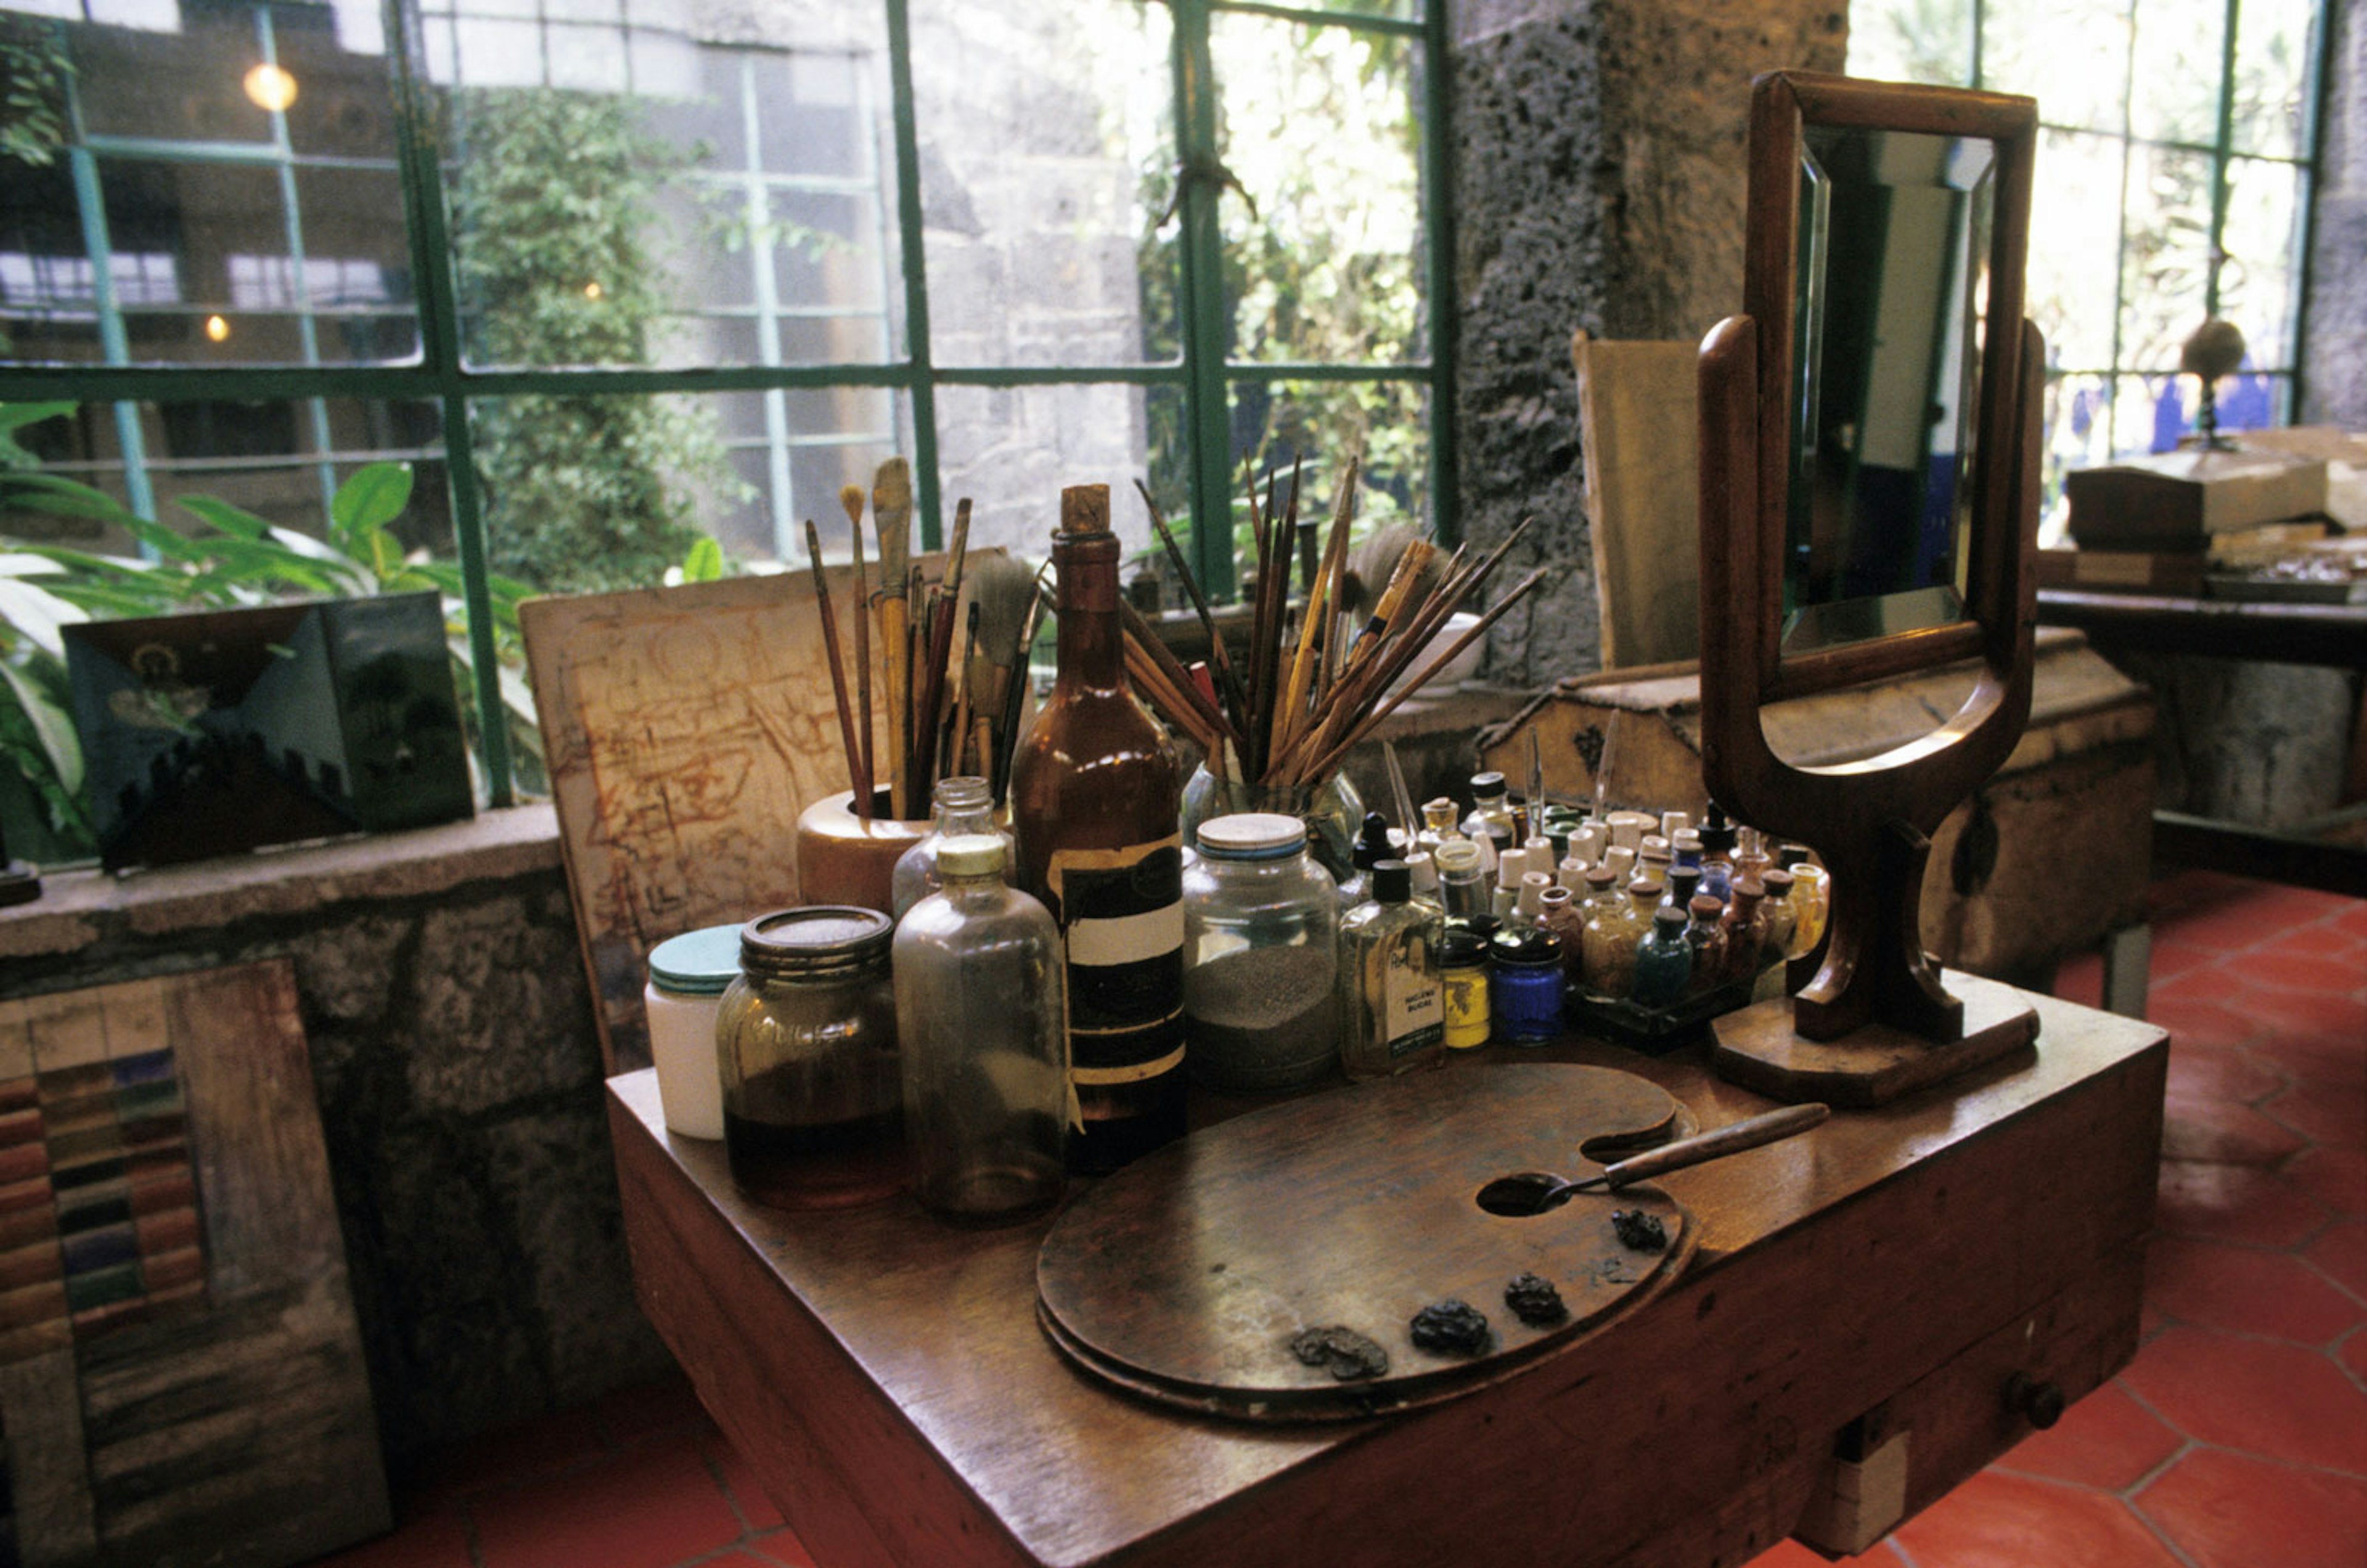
[[1047, 836, 1185, 1084], [1384, 944, 1445, 1059]]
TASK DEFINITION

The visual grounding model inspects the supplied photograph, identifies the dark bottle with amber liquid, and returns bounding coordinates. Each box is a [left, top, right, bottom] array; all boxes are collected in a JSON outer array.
[[1012, 483, 1187, 1174]]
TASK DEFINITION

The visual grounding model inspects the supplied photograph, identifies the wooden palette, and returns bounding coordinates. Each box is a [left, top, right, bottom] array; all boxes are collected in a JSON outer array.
[[1036, 1063, 1699, 1421]]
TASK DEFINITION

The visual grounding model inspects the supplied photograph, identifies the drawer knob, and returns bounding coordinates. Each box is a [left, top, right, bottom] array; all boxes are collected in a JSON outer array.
[[2006, 1372, 2065, 1429]]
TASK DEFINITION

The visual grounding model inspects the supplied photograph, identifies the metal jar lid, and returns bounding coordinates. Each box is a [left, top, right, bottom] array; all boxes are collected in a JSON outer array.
[[740, 906, 894, 980], [648, 923, 745, 996]]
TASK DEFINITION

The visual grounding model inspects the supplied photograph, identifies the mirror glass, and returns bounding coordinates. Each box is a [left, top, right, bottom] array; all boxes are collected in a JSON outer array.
[[1783, 125, 1995, 657]]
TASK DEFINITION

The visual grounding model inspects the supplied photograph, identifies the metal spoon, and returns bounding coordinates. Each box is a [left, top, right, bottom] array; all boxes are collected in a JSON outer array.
[[1476, 1103, 1831, 1217]]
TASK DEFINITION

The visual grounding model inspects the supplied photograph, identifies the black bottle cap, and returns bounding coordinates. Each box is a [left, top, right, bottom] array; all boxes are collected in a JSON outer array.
[[1699, 803, 1738, 855], [1354, 811, 1395, 870], [1466, 913, 1503, 941], [1441, 928, 1487, 966], [1374, 859, 1412, 902], [1489, 926, 1564, 966], [1471, 770, 1507, 801]]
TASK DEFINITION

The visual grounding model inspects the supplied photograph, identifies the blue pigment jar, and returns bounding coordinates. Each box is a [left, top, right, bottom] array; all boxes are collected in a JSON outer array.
[[1488, 926, 1566, 1044]]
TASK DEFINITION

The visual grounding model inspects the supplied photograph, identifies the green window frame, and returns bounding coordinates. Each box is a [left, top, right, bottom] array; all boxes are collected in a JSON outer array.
[[0, 0, 1458, 809]]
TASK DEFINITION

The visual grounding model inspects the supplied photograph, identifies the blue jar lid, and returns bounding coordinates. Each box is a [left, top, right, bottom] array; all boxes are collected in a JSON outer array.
[[648, 923, 745, 995]]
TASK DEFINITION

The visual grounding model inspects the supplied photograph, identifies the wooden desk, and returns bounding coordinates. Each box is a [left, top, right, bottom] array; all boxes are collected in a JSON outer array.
[[609, 976, 2164, 1568]]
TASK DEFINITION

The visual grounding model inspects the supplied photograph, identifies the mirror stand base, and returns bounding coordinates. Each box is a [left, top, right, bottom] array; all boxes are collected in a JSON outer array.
[[1709, 975, 2040, 1108]]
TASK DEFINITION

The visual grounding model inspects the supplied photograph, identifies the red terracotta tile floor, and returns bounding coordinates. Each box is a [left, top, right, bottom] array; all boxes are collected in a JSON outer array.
[[307, 870, 2365, 1568]]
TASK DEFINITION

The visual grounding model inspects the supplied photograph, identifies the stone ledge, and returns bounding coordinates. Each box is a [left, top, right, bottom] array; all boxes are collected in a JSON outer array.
[[0, 804, 565, 961]]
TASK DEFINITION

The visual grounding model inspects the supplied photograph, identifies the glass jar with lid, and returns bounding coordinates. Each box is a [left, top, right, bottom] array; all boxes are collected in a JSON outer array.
[[894, 835, 1068, 1221], [891, 775, 1010, 919], [716, 907, 904, 1209], [1180, 812, 1341, 1093]]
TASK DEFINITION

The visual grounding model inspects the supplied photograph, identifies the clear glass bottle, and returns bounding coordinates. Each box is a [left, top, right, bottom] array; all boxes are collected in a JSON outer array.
[[1416, 798, 1460, 855], [1631, 905, 1695, 1009], [717, 907, 904, 1210], [894, 835, 1067, 1220], [1339, 860, 1446, 1080], [1573, 864, 1621, 992], [1439, 927, 1492, 1049], [1010, 484, 1187, 1174], [1181, 813, 1341, 1094], [1759, 867, 1799, 969], [1540, 883, 1588, 986], [1434, 839, 1490, 920], [1463, 772, 1517, 860], [1698, 807, 1739, 904], [891, 775, 1009, 920]]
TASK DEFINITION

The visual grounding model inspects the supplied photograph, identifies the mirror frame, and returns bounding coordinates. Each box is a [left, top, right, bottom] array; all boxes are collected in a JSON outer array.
[[1699, 70, 2043, 1056]]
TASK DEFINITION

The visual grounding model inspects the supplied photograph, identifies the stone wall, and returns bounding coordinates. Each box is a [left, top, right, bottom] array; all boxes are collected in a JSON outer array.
[[0, 812, 668, 1483], [1450, 0, 1848, 688], [2302, 0, 2365, 427]]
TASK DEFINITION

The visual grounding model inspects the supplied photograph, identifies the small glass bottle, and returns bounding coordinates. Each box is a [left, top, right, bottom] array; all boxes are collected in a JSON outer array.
[[1698, 807, 1739, 904], [1417, 797, 1462, 856], [1434, 839, 1490, 920], [1489, 926, 1566, 1043], [894, 835, 1067, 1220], [1582, 876, 1651, 1000], [645, 923, 742, 1140], [1670, 828, 1704, 872], [1573, 864, 1621, 991], [1490, 846, 1529, 920], [1718, 878, 1770, 987], [1339, 860, 1447, 1080], [1735, 826, 1775, 892], [717, 907, 904, 1210], [1684, 894, 1728, 996], [1463, 772, 1518, 859], [1336, 811, 1396, 912], [1631, 905, 1695, 1009], [1181, 813, 1341, 1094], [1540, 884, 1588, 987], [892, 775, 1009, 919], [1780, 846, 1831, 960], [1759, 867, 1799, 969], [1661, 864, 1705, 918], [1439, 927, 1492, 1049]]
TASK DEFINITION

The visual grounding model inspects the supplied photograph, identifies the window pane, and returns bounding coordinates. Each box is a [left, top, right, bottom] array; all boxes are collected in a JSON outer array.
[[448, 17, 903, 371], [1214, 17, 1428, 367], [466, 389, 873, 590], [0, 395, 449, 558], [914, 0, 1177, 369], [1984, 0, 2131, 133], [933, 382, 1182, 563], [2029, 130, 2127, 371], [1229, 378, 1431, 546], [2219, 155, 2304, 367], [2117, 143, 2215, 372], [1846, 0, 1976, 85], [0, 4, 418, 369], [2038, 372, 2114, 540], [2128, 0, 2226, 147], [2232, 0, 2316, 158]]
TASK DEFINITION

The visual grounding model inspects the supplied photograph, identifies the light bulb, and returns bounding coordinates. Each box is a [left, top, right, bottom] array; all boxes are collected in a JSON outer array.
[[243, 63, 298, 113]]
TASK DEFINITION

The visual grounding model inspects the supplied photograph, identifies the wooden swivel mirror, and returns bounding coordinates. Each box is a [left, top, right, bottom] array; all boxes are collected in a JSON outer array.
[[1697, 71, 2045, 1106]]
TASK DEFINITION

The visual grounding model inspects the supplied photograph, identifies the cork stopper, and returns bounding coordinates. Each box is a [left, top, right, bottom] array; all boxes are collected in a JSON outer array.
[[1060, 483, 1111, 534]]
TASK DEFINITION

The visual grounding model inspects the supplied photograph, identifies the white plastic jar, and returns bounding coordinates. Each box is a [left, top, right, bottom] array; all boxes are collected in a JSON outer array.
[[645, 924, 742, 1140]]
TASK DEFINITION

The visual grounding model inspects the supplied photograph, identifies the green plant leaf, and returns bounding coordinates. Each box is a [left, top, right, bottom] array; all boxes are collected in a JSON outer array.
[[176, 494, 272, 539], [330, 461, 414, 544], [681, 536, 723, 582], [1, 470, 140, 522], [0, 659, 83, 801]]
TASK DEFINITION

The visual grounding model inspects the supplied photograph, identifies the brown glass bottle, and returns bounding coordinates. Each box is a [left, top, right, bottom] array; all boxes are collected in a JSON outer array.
[[1011, 484, 1187, 1174]]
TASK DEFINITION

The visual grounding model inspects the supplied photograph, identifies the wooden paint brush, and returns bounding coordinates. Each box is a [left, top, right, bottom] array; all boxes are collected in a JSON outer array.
[[803, 518, 865, 813], [872, 458, 915, 815], [839, 483, 873, 824]]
